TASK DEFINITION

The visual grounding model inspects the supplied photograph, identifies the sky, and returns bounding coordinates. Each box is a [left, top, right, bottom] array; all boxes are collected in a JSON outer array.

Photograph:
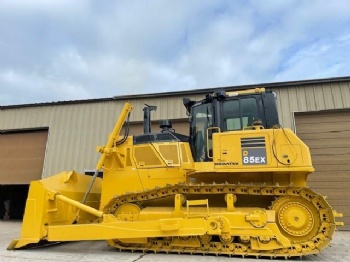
[[0, 0, 350, 106]]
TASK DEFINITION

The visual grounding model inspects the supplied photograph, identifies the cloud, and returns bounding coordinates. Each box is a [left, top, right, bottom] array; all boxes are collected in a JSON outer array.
[[275, 33, 350, 81], [0, 0, 350, 105]]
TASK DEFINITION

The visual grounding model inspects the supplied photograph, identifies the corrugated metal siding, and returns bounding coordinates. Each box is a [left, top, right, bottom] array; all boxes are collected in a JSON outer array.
[[127, 94, 203, 122], [0, 101, 124, 178], [272, 81, 350, 129]]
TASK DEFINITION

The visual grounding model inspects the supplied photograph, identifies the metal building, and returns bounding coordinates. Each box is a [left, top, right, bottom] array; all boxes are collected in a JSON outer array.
[[0, 76, 349, 229]]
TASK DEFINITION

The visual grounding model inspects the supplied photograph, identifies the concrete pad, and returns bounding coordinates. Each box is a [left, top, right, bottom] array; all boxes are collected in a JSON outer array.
[[1, 221, 349, 262]]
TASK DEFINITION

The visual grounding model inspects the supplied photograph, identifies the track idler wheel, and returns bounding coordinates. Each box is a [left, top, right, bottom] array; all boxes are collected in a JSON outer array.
[[271, 196, 320, 242]]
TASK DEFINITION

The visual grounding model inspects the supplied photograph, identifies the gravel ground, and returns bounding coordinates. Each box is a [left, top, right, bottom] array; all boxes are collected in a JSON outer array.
[[1, 221, 349, 262]]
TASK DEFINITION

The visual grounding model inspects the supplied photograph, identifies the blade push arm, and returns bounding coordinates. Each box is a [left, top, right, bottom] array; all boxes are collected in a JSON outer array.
[[96, 102, 133, 170]]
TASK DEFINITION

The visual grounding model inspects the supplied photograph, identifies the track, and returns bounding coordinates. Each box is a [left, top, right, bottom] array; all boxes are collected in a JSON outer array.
[[103, 183, 337, 258]]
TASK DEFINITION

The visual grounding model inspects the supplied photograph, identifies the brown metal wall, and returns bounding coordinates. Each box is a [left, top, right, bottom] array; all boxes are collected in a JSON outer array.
[[295, 110, 350, 230], [273, 81, 350, 129], [0, 130, 48, 184], [0, 102, 124, 178]]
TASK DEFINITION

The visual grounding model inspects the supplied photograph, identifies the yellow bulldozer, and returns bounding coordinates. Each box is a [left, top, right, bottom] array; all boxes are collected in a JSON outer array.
[[8, 88, 343, 258]]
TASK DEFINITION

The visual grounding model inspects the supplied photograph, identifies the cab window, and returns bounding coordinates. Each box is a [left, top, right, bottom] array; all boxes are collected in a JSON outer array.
[[191, 103, 213, 161], [223, 98, 259, 131]]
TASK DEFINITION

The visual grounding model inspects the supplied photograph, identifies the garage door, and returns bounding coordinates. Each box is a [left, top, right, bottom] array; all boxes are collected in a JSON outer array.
[[0, 129, 48, 184], [295, 110, 350, 230]]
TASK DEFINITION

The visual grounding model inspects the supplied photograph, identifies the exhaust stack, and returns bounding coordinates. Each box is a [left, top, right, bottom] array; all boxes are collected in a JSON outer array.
[[143, 104, 157, 134]]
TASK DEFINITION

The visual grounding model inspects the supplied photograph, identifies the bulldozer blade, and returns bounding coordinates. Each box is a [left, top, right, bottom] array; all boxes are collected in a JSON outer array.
[[7, 239, 61, 250], [7, 240, 19, 250], [8, 170, 102, 250]]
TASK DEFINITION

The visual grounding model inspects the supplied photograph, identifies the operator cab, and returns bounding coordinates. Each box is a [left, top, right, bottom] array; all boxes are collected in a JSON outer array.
[[183, 88, 279, 162]]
